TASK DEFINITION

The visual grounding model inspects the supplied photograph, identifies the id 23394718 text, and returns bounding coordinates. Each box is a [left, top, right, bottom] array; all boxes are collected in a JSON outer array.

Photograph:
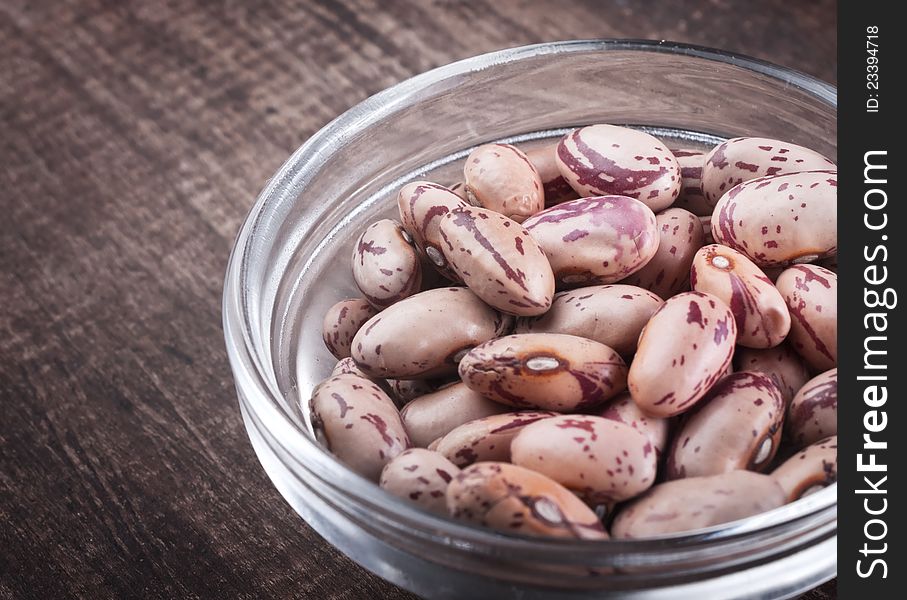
[[866, 26, 879, 113]]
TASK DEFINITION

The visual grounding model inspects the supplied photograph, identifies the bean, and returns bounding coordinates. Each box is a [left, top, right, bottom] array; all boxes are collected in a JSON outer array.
[[702, 137, 835, 205], [463, 144, 543, 222], [513, 284, 663, 356], [611, 471, 786, 538], [666, 371, 785, 479], [699, 215, 714, 245], [595, 392, 670, 459], [711, 170, 837, 267], [433, 411, 556, 467], [690, 244, 790, 348], [400, 382, 510, 448], [525, 142, 579, 207], [511, 415, 657, 504], [379, 448, 460, 514], [397, 181, 467, 281], [438, 205, 554, 315], [734, 343, 811, 405], [330, 357, 395, 399], [309, 374, 410, 480], [446, 462, 608, 539], [352, 219, 422, 309], [774, 265, 837, 371], [556, 124, 681, 211], [523, 195, 659, 288], [623, 207, 704, 299], [459, 333, 628, 411], [352, 287, 512, 379], [771, 436, 837, 502], [322, 299, 379, 359], [787, 368, 837, 449], [670, 149, 711, 215], [387, 378, 438, 406], [629, 291, 737, 417]]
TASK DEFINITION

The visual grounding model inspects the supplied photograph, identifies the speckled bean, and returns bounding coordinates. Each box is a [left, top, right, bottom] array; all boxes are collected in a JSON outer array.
[[595, 393, 670, 459], [511, 415, 657, 504], [387, 378, 438, 406], [397, 181, 467, 281], [611, 471, 786, 538], [523, 195, 659, 288], [351, 287, 512, 379], [459, 333, 628, 411], [400, 382, 509, 448], [556, 125, 681, 211], [771, 436, 837, 502], [433, 411, 556, 467], [322, 298, 379, 359], [666, 372, 785, 479], [438, 206, 554, 316], [734, 343, 811, 405], [309, 374, 410, 480], [513, 284, 663, 356], [710, 170, 837, 267], [629, 291, 737, 417], [690, 244, 790, 348], [352, 219, 422, 309], [670, 149, 711, 215], [699, 215, 714, 245], [525, 142, 580, 207], [774, 265, 837, 371], [702, 137, 835, 205], [622, 207, 704, 298], [463, 144, 543, 222], [446, 462, 608, 539], [330, 357, 394, 398], [787, 368, 837, 449], [379, 448, 460, 514]]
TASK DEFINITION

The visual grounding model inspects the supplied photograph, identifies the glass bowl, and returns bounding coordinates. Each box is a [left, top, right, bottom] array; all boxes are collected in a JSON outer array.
[[223, 40, 837, 599]]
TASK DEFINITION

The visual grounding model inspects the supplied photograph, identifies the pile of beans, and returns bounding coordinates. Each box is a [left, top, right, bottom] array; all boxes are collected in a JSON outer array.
[[311, 125, 838, 540]]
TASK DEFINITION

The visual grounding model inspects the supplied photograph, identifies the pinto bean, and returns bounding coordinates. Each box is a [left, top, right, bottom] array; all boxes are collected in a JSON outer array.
[[400, 382, 510, 448], [511, 415, 657, 504], [670, 149, 711, 215], [397, 181, 468, 281], [352, 219, 422, 309], [458, 333, 628, 412], [446, 462, 608, 539], [710, 170, 837, 268], [629, 291, 737, 417], [734, 343, 811, 405], [433, 411, 556, 467], [771, 436, 837, 502], [774, 265, 837, 371], [690, 244, 791, 348], [611, 470, 787, 538], [787, 368, 837, 449], [379, 448, 460, 514], [438, 206, 554, 316], [595, 393, 670, 459], [525, 142, 580, 207], [701, 137, 835, 205], [351, 287, 512, 379], [523, 195, 659, 288], [623, 207, 704, 299], [666, 372, 785, 479], [322, 298, 379, 359], [463, 144, 544, 222], [309, 374, 410, 480], [513, 284, 663, 356], [556, 124, 681, 211]]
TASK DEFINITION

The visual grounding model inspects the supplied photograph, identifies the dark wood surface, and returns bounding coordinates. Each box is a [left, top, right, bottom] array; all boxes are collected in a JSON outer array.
[[0, 1, 836, 598]]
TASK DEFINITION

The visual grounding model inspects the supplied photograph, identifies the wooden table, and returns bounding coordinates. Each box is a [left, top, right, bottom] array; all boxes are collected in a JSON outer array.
[[0, 1, 836, 597]]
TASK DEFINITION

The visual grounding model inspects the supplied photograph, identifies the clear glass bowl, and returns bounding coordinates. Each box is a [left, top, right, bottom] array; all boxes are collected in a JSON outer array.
[[223, 40, 837, 599]]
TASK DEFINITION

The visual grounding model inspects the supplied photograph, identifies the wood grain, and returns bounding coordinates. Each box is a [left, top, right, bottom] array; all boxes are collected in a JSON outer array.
[[0, 1, 836, 598]]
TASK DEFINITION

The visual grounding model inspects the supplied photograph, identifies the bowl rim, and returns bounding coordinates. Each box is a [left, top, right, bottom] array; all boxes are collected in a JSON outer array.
[[223, 38, 837, 560]]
